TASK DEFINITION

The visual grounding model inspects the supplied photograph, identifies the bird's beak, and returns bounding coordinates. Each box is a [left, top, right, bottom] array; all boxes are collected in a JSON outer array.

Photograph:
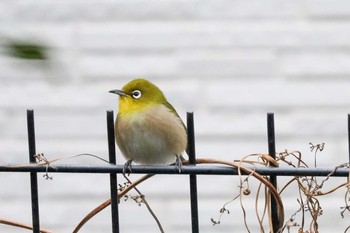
[[109, 89, 128, 97]]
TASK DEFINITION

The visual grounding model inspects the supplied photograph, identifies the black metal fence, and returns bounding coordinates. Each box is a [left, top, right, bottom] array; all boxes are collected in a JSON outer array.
[[1, 109, 350, 233]]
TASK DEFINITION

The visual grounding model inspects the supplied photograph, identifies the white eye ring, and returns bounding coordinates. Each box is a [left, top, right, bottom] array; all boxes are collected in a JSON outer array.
[[132, 90, 142, 99]]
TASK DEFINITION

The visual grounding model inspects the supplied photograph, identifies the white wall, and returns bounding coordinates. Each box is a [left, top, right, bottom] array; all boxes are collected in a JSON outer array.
[[1, 1, 349, 232]]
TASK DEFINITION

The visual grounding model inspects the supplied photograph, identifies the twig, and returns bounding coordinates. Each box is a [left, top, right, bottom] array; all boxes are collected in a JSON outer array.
[[123, 175, 164, 233], [0, 218, 52, 233], [72, 173, 154, 233]]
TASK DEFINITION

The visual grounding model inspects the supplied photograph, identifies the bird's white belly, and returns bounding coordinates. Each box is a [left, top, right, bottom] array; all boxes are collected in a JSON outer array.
[[127, 127, 176, 164]]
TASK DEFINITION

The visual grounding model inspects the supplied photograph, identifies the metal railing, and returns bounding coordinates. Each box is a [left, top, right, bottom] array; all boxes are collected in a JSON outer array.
[[1, 109, 350, 233]]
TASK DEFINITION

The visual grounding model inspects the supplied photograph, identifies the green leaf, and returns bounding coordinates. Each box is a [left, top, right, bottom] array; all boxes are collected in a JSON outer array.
[[5, 41, 48, 60]]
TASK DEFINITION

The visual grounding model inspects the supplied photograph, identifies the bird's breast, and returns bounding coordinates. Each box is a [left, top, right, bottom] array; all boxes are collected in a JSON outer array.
[[115, 104, 187, 165]]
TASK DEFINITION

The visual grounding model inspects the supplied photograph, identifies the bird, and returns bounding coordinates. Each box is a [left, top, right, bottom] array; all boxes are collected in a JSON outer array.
[[109, 79, 187, 172]]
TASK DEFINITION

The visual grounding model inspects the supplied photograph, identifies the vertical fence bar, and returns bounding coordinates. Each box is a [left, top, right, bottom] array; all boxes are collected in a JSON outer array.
[[187, 112, 199, 233], [267, 113, 279, 233], [107, 111, 119, 233], [348, 114, 350, 164], [27, 109, 40, 233]]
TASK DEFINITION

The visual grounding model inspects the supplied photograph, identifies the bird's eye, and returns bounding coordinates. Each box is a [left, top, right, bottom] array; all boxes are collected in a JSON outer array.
[[132, 90, 142, 99]]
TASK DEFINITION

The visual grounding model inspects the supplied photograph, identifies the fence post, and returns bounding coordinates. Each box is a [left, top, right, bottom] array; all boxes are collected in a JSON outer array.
[[187, 112, 199, 233], [107, 111, 119, 233], [27, 109, 40, 233], [348, 114, 350, 164], [267, 113, 279, 232]]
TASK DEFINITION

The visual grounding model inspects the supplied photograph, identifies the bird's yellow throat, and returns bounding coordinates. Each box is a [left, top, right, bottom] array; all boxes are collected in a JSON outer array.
[[118, 96, 157, 118]]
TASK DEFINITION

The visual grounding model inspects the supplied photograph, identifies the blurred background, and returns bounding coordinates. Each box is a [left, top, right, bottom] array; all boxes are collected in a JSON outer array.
[[1, 0, 350, 232]]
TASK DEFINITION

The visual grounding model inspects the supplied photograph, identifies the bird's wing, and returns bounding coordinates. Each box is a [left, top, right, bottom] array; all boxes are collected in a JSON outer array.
[[163, 101, 187, 131]]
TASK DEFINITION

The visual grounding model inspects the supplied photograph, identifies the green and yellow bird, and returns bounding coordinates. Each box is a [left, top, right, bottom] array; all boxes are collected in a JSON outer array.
[[109, 79, 187, 170]]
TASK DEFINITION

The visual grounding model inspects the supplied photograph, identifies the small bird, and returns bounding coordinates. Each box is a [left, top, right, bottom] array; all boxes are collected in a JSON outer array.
[[109, 79, 187, 171]]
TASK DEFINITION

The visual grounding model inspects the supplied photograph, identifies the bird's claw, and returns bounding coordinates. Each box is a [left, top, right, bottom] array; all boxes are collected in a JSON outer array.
[[123, 159, 133, 176], [175, 155, 183, 173]]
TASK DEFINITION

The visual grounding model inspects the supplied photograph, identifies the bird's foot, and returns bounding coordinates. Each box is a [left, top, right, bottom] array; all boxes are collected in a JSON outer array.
[[175, 155, 183, 173], [123, 159, 133, 176]]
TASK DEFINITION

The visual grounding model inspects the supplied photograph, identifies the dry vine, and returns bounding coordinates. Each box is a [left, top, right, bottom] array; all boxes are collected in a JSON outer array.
[[72, 157, 285, 233], [0, 145, 349, 233]]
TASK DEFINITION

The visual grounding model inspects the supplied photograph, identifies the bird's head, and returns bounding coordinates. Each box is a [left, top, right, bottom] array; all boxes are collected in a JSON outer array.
[[109, 79, 167, 116]]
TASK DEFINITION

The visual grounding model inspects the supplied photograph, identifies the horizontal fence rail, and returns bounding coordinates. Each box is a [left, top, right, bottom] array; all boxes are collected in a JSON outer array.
[[0, 109, 349, 233], [1, 165, 349, 176]]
